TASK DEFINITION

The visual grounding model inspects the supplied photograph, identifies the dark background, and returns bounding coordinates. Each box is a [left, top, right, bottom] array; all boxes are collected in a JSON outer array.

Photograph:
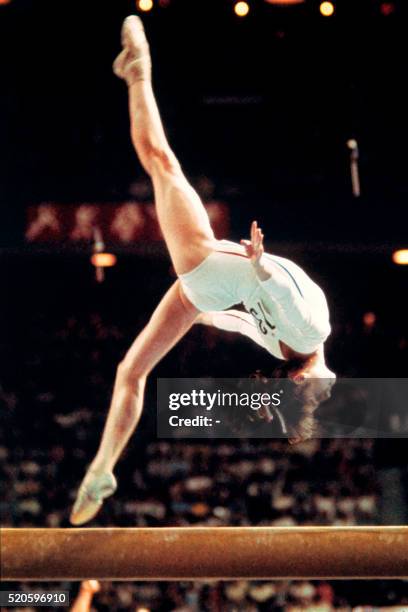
[[0, 0, 407, 249]]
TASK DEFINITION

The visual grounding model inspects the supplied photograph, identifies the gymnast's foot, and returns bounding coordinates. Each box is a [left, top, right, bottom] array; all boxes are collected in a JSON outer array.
[[113, 15, 151, 85], [70, 470, 117, 525]]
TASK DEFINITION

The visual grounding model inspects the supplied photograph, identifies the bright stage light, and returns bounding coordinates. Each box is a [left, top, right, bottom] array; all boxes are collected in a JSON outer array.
[[320, 1, 334, 17], [138, 0, 153, 12], [234, 2, 250, 17], [392, 249, 408, 265], [91, 253, 117, 268], [0, 0, 12, 5], [363, 312, 376, 328]]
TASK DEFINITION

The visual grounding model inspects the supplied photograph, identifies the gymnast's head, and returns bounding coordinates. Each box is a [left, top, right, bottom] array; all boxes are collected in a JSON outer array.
[[271, 355, 336, 444]]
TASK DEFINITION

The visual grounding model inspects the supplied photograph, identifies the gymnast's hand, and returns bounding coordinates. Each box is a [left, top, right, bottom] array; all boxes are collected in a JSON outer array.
[[241, 221, 270, 281]]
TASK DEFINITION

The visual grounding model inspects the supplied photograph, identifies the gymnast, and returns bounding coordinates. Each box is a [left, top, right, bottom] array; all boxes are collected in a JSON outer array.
[[70, 16, 336, 525]]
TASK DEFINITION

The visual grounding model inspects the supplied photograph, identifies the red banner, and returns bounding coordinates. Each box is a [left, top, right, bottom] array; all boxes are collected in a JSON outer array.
[[26, 201, 230, 245]]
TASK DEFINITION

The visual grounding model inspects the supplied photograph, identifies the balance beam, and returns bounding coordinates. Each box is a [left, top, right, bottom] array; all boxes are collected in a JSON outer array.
[[1, 527, 407, 581]]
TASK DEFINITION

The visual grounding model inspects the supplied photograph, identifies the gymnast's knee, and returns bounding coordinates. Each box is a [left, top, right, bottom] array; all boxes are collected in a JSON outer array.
[[148, 146, 182, 178], [116, 359, 148, 388], [134, 133, 181, 177]]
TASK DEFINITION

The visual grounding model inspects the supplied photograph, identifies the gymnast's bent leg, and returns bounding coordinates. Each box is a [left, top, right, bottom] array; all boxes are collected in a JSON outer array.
[[70, 281, 198, 525]]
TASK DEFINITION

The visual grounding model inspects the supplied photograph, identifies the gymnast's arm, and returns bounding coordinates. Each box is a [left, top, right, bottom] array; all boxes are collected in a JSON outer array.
[[196, 309, 268, 351], [257, 265, 329, 348], [70, 581, 100, 612], [241, 221, 330, 353]]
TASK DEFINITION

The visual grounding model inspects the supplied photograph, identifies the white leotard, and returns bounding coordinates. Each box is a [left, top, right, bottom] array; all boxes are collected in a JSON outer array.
[[179, 240, 331, 359]]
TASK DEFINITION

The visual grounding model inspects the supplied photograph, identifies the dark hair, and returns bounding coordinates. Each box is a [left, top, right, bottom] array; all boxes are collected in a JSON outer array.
[[254, 367, 320, 444]]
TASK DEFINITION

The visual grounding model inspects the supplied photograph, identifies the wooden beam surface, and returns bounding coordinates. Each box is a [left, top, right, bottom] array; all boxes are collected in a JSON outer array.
[[1, 527, 407, 581]]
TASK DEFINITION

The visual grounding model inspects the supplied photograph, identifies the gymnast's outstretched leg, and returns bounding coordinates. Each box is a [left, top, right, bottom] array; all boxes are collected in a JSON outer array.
[[71, 17, 215, 525], [114, 15, 216, 274]]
